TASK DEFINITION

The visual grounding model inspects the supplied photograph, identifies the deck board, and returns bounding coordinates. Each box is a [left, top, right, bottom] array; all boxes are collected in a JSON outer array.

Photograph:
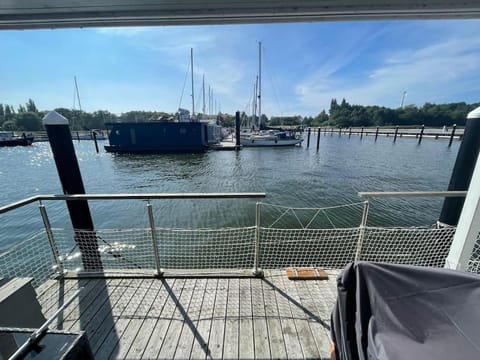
[[174, 278, 207, 359], [36, 270, 338, 360], [190, 278, 218, 359]]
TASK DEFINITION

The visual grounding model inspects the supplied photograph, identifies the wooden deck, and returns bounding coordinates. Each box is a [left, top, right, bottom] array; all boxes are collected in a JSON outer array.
[[35, 270, 339, 359]]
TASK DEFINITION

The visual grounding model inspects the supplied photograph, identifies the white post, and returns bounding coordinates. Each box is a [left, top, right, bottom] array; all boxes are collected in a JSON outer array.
[[445, 106, 480, 271]]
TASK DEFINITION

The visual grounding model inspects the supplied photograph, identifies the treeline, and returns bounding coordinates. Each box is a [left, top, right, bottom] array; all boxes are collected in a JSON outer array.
[[2, 98, 479, 131], [302, 99, 480, 128]]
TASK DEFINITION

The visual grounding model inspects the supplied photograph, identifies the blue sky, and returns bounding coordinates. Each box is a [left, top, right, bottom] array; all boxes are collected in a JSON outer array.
[[0, 20, 479, 117]]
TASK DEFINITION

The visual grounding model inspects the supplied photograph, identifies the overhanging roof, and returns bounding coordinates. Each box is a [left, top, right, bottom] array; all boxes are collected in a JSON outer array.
[[1, 1, 480, 30]]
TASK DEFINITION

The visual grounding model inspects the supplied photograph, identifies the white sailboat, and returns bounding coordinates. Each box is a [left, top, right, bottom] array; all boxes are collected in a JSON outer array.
[[240, 42, 303, 147]]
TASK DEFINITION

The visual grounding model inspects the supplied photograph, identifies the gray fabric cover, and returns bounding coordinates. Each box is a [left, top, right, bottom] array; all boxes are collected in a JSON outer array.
[[331, 261, 480, 360]]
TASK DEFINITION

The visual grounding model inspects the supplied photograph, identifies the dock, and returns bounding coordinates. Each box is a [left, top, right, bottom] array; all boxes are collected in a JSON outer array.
[[209, 140, 241, 151], [36, 270, 338, 359]]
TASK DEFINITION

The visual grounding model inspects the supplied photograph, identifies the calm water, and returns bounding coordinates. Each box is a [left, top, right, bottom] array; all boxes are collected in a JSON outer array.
[[0, 134, 460, 248]]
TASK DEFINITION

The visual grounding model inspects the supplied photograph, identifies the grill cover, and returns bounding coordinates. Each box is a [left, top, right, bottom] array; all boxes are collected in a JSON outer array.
[[331, 262, 480, 360]]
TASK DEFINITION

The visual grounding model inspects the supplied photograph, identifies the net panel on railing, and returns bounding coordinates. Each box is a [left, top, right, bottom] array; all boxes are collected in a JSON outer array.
[[0, 230, 56, 287], [259, 202, 366, 229], [359, 226, 456, 267], [156, 227, 256, 270], [259, 227, 360, 269], [466, 233, 480, 274], [52, 228, 155, 272]]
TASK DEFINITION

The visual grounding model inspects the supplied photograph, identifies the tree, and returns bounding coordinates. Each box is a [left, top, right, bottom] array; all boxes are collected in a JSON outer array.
[[26, 99, 38, 113], [0, 104, 4, 126], [4, 105, 13, 121], [15, 112, 42, 131], [2, 120, 16, 130]]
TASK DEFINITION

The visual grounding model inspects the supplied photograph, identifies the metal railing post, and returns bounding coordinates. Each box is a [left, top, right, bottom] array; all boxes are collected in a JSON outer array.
[[38, 202, 63, 275], [253, 202, 263, 277], [147, 201, 163, 276], [355, 200, 370, 261]]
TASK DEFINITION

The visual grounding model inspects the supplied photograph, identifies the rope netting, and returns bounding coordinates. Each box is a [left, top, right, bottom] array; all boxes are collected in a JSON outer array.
[[0, 230, 56, 287], [2, 201, 479, 285]]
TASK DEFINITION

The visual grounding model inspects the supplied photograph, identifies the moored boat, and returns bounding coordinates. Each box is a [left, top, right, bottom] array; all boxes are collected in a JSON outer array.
[[0, 131, 34, 147]]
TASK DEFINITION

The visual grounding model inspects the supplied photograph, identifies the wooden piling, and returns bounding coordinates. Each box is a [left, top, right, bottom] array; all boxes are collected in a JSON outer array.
[[418, 125, 425, 144], [235, 111, 241, 149], [331, 127, 333, 136], [448, 124, 456, 147], [76, 131, 80, 142], [360, 127, 364, 139], [307, 128, 311, 148], [92, 131, 99, 153], [393, 126, 399, 143], [375, 127, 379, 141], [42, 111, 102, 271], [338, 127, 341, 136], [316, 128, 321, 151], [349, 127, 352, 139]]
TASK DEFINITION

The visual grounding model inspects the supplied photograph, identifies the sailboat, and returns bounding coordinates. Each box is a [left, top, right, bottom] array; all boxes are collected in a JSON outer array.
[[240, 42, 303, 147]]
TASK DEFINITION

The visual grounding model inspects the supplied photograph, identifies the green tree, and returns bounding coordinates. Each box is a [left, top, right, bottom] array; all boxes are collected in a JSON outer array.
[[15, 112, 42, 131], [26, 99, 38, 113]]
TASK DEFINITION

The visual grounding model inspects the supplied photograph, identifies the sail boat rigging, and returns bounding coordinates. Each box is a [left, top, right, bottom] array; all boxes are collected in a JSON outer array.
[[240, 42, 303, 147]]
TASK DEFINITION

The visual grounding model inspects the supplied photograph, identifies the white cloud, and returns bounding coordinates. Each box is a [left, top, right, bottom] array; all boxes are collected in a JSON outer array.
[[295, 24, 480, 115]]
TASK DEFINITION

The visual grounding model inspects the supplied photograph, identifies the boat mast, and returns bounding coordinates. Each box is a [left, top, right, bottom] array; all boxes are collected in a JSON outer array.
[[74, 76, 82, 112], [202, 75, 206, 115], [191, 48, 195, 116], [258, 41, 262, 129]]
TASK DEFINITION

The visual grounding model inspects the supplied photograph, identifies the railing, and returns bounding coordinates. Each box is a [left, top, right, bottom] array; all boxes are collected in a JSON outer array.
[[1, 191, 478, 288]]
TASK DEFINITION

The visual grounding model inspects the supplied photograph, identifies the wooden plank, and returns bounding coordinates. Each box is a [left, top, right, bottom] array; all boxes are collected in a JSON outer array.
[[238, 278, 254, 359], [223, 278, 239, 359], [280, 274, 321, 359], [53, 279, 104, 330], [111, 279, 164, 359], [286, 267, 329, 280], [208, 278, 228, 359], [251, 277, 271, 359], [190, 278, 218, 359], [269, 273, 303, 359], [95, 279, 153, 359], [141, 279, 186, 359], [174, 278, 207, 359], [64, 278, 124, 333], [38, 279, 79, 318], [84, 278, 135, 351], [261, 278, 287, 359], [125, 279, 170, 359], [35, 279, 58, 299], [294, 280, 332, 359], [91, 278, 142, 353], [157, 279, 197, 359]]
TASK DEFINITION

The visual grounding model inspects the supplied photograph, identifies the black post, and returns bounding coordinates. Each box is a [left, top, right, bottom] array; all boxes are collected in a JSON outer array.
[[393, 126, 399, 143], [92, 131, 99, 153], [235, 111, 241, 149], [349, 127, 352, 139], [338, 127, 341, 137], [375, 127, 379, 141], [324, 127, 327, 136], [307, 128, 311, 148], [418, 125, 425, 145], [43, 111, 102, 271], [448, 124, 457, 147], [331, 127, 333, 136], [316, 128, 320, 151], [360, 127, 364, 139], [76, 131, 80, 142], [439, 108, 480, 225]]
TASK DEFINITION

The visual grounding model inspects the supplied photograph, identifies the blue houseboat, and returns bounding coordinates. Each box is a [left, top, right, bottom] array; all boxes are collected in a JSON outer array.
[[104, 121, 209, 153]]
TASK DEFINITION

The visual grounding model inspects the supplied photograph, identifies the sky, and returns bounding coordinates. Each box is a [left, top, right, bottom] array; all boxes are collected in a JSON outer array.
[[0, 20, 479, 117]]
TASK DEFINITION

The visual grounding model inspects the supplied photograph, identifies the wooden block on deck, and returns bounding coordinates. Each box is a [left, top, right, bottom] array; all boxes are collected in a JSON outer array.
[[286, 267, 329, 281]]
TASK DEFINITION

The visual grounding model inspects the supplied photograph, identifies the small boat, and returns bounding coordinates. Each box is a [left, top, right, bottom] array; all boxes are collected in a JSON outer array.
[[242, 129, 302, 146], [0, 131, 34, 147]]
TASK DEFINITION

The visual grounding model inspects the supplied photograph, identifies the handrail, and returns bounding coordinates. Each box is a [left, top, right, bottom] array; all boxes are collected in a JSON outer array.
[[0, 192, 267, 215], [358, 191, 467, 199]]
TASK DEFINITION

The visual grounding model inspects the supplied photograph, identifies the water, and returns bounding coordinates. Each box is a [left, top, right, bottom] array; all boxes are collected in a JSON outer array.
[[0, 134, 460, 248]]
